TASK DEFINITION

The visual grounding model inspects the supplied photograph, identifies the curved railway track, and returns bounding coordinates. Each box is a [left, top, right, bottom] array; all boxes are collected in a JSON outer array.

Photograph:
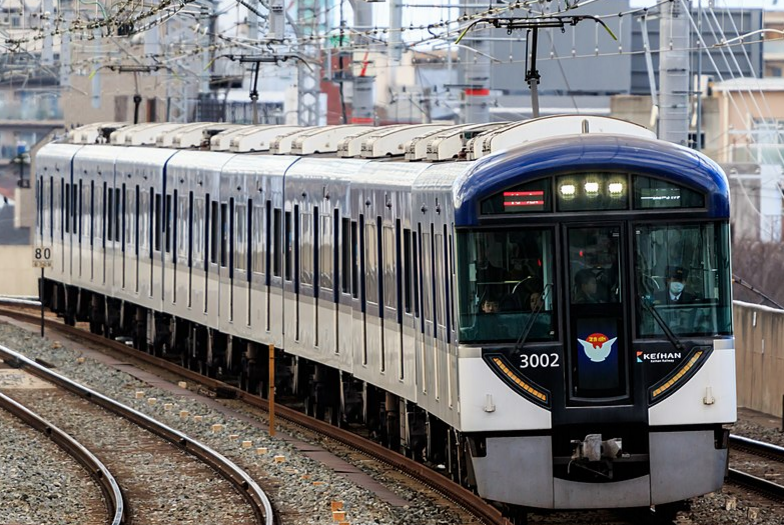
[[0, 332, 274, 525], [0, 303, 509, 525], [0, 390, 125, 525], [728, 434, 784, 501]]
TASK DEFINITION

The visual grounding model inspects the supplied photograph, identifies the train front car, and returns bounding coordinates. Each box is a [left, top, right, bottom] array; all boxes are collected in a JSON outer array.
[[453, 132, 735, 511]]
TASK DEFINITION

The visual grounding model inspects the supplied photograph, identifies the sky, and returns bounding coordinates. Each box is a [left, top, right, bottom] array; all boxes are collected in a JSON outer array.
[[631, 0, 784, 8]]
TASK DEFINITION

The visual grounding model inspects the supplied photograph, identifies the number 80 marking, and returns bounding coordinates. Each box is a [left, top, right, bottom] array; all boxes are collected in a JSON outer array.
[[520, 353, 560, 368], [34, 248, 51, 260]]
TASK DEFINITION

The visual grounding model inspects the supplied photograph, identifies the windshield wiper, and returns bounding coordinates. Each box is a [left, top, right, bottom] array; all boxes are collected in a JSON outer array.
[[513, 283, 553, 353], [639, 295, 685, 352]]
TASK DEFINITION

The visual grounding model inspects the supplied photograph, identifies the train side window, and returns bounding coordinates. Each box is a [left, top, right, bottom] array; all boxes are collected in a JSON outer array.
[[210, 200, 219, 264], [235, 200, 246, 272], [187, 191, 194, 267], [254, 201, 264, 277], [106, 184, 113, 241], [318, 208, 334, 293], [413, 230, 420, 320], [394, 220, 403, 320], [78, 181, 84, 240], [332, 209, 339, 301]]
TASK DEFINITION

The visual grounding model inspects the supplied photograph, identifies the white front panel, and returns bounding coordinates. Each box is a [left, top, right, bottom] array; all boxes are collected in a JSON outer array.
[[457, 355, 551, 432], [648, 350, 736, 426]]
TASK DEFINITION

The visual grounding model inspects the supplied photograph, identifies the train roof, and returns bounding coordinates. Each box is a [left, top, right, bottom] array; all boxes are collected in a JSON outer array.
[[64, 115, 655, 163]]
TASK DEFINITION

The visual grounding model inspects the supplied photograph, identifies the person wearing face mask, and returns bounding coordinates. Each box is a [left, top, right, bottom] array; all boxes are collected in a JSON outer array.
[[654, 267, 697, 304]]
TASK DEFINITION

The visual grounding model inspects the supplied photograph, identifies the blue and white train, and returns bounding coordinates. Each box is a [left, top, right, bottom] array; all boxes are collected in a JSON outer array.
[[35, 116, 735, 515]]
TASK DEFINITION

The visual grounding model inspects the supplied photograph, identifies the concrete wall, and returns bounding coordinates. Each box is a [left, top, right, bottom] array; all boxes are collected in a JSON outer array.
[[0, 245, 38, 297], [734, 301, 784, 417]]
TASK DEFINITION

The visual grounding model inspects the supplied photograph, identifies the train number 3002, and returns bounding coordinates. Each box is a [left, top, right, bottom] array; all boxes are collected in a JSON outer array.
[[519, 353, 560, 369]]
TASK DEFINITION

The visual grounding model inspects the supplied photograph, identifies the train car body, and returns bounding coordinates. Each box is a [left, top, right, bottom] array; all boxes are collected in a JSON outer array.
[[36, 116, 735, 513]]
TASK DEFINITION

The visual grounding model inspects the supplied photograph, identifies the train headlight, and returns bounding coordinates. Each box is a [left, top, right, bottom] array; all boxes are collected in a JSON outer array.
[[608, 182, 625, 196], [584, 181, 599, 196], [560, 184, 576, 198]]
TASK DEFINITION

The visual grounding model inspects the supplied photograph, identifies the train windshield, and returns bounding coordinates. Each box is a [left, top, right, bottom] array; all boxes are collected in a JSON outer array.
[[634, 222, 733, 337], [456, 229, 557, 343]]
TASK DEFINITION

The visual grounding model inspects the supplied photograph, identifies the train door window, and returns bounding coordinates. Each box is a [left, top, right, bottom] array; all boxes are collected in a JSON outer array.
[[177, 191, 187, 261], [294, 206, 300, 293], [165, 194, 172, 253], [73, 184, 79, 237], [187, 192, 193, 307], [365, 217, 378, 305], [351, 220, 359, 298], [203, 194, 211, 268], [272, 206, 281, 278], [284, 211, 292, 281], [319, 209, 340, 301], [78, 180, 84, 242], [101, 182, 108, 245], [421, 228, 434, 324], [403, 228, 412, 314], [341, 218, 351, 295], [153, 191, 162, 252], [435, 230, 446, 329], [246, 199, 253, 279], [413, 230, 420, 320], [135, 186, 141, 257], [120, 185, 126, 248], [220, 201, 228, 268], [228, 198, 235, 274], [89, 180, 95, 246], [359, 214, 367, 364], [171, 190, 178, 260], [566, 225, 626, 401], [65, 182, 71, 234], [301, 208, 313, 287], [235, 200, 246, 272], [49, 176, 54, 242], [254, 201, 265, 277], [383, 222, 396, 311], [106, 184, 113, 241], [114, 188, 121, 245], [210, 200, 219, 264]]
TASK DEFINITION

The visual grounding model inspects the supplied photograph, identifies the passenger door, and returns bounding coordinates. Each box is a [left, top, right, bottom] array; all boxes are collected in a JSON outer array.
[[563, 224, 630, 406]]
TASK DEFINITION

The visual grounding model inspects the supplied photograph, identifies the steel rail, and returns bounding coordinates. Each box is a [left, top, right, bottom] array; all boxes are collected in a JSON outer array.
[[0, 391, 125, 525], [727, 468, 784, 501], [730, 434, 784, 462], [0, 341, 274, 525], [0, 305, 510, 525]]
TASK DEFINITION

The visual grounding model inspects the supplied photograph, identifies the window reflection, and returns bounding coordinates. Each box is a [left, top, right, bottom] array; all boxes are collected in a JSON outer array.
[[635, 222, 732, 337], [457, 229, 556, 343]]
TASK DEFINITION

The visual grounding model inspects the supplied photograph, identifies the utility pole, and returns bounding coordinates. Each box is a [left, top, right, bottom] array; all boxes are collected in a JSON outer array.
[[460, 5, 490, 124], [349, 0, 374, 124], [658, 0, 690, 146], [297, 0, 321, 126]]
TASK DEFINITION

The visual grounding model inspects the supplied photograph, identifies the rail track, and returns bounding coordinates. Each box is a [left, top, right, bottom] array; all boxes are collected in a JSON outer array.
[[0, 390, 124, 525], [728, 434, 784, 501], [0, 303, 509, 525], [0, 334, 274, 525]]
